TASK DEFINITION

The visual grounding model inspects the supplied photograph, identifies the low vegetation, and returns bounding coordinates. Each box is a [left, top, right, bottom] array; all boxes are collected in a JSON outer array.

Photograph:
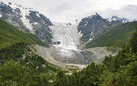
[[0, 18, 47, 49], [86, 21, 137, 48]]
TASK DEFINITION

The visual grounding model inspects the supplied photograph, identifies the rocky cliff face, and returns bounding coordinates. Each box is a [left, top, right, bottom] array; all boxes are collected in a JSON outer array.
[[78, 13, 122, 42], [0, 2, 52, 44]]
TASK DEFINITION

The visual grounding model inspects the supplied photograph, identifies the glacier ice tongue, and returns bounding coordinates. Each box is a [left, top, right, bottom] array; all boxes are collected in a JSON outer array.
[[50, 22, 96, 64], [51, 22, 80, 50], [51, 22, 81, 57]]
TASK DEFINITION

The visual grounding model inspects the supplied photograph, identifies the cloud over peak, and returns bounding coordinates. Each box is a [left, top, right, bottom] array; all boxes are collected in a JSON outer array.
[[0, 0, 137, 23]]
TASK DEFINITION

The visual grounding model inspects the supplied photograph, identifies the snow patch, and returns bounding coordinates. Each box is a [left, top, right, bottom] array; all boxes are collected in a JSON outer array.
[[84, 21, 88, 26], [49, 26, 53, 29], [0, 14, 2, 17], [5, 2, 33, 30], [36, 13, 40, 17], [78, 31, 83, 37], [89, 38, 93, 41], [21, 18, 33, 30], [33, 22, 38, 25]]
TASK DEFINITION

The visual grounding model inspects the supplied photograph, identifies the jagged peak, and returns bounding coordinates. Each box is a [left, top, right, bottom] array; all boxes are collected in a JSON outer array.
[[86, 13, 103, 20], [106, 16, 137, 23], [1, 2, 35, 11], [95, 13, 101, 17]]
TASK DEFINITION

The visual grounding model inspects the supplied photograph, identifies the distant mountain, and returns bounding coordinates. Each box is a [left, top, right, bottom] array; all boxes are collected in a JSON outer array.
[[106, 16, 137, 23], [78, 13, 122, 42], [106, 16, 129, 23], [0, 18, 46, 49], [0, 2, 52, 44], [86, 21, 137, 48]]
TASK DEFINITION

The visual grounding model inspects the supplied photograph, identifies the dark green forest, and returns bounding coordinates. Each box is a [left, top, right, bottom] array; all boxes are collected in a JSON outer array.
[[0, 42, 60, 86]]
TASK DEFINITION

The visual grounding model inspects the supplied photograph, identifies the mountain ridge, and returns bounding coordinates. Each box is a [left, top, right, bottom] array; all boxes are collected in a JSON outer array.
[[106, 16, 137, 23], [0, 2, 52, 44], [78, 13, 122, 42]]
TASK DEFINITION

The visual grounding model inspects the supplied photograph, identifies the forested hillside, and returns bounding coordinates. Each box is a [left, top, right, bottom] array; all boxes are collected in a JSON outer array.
[[54, 28, 137, 86], [0, 42, 60, 85]]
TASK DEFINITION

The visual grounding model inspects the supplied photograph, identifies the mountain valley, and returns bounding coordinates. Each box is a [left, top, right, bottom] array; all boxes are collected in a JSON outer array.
[[0, 1, 136, 70], [0, 1, 137, 86]]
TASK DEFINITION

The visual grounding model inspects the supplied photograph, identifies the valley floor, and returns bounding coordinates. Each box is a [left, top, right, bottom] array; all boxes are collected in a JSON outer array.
[[30, 44, 118, 71]]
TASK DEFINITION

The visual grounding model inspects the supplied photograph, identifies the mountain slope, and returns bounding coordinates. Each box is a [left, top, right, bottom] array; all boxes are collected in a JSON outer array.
[[0, 2, 52, 44], [78, 13, 122, 42], [86, 21, 137, 48], [0, 18, 47, 49]]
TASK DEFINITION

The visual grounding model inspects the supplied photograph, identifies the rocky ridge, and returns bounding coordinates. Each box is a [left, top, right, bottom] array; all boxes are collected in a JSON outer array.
[[78, 13, 122, 42], [0, 2, 52, 44]]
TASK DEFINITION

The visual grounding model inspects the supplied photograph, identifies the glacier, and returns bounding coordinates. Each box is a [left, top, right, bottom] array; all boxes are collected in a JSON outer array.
[[48, 22, 96, 64], [51, 22, 80, 50], [51, 22, 81, 57]]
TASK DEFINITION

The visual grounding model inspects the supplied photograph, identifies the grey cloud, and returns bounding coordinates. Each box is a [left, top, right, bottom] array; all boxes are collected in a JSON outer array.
[[0, 0, 137, 23], [49, 2, 72, 15], [89, 5, 137, 19], [119, 5, 137, 18]]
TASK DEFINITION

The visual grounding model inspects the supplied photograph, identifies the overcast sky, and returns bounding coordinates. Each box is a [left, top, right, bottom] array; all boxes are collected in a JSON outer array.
[[0, 0, 137, 23]]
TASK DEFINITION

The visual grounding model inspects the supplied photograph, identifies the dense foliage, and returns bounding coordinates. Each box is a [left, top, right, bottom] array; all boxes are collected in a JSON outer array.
[[54, 62, 107, 86], [0, 60, 49, 86], [0, 42, 60, 85], [86, 21, 137, 48], [54, 28, 137, 86]]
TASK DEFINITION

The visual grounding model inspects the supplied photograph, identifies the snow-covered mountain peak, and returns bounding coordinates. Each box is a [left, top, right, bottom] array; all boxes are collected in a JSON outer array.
[[106, 16, 132, 23], [129, 18, 137, 22], [0, 1, 52, 43], [4, 2, 34, 12], [1, 2, 41, 30], [86, 13, 103, 20]]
